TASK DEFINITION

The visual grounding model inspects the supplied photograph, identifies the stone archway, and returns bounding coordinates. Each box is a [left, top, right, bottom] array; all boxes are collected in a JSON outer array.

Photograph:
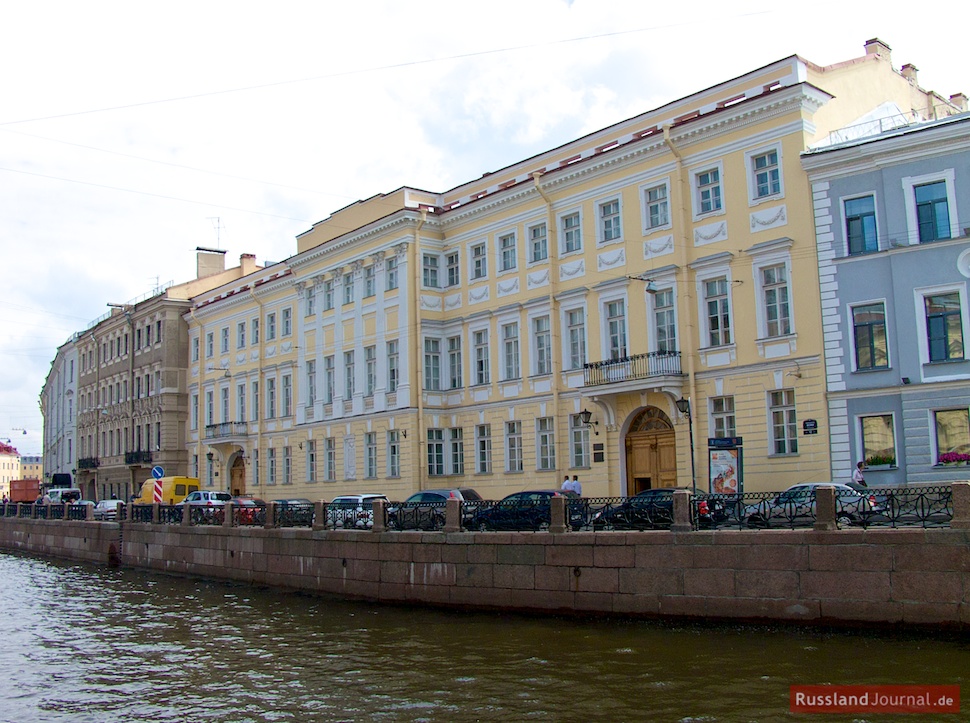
[[624, 407, 677, 495]]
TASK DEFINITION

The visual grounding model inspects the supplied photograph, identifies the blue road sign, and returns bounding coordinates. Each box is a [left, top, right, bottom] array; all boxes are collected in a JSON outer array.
[[151, 465, 165, 479]]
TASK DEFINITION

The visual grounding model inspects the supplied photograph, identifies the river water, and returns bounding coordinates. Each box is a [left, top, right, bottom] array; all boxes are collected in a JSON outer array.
[[1, 551, 966, 722]]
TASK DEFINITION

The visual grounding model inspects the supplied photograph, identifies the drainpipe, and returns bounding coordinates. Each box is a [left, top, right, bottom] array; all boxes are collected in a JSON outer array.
[[412, 209, 427, 491], [663, 125, 700, 486], [532, 172, 565, 479]]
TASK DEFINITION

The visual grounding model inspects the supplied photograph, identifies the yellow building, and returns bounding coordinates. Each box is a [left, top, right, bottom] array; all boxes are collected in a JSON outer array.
[[188, 39, 964, 499]]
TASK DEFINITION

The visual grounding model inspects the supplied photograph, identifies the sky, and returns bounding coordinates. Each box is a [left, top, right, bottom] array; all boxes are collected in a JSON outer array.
[[1, 0, 966, 456]]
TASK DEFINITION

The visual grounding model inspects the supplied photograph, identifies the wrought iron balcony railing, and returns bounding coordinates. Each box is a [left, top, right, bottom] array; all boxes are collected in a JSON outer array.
[[583, 351, 682, 386], [125, 450, 153, 465], [204, 422, 249, 440], [77, 457, 100, 470]]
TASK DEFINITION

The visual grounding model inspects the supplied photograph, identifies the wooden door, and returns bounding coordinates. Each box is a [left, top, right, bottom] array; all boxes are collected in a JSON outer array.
[[625, 430, 677, 495], [230, 458, 246, 496]]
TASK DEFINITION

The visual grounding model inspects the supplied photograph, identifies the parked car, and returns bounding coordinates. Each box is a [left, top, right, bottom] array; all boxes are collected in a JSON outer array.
[[180, 490, 233, 524], [743, 482, 880, 529], [591, 487, 723, 530], [328, 494, 388, 529], [93, 499, 124, 520], [387, 488, 483, 531], [471, 490, 585, 531], [271, 498, 314, 527], [231, 496, 266, 526]]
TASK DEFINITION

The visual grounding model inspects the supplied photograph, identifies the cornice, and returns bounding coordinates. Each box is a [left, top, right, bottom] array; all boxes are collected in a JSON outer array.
[[290, 213, 426, 270]]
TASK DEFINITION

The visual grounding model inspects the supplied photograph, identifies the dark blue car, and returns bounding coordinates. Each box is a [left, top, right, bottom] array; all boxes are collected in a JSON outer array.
[[471, 490, 585, 531]]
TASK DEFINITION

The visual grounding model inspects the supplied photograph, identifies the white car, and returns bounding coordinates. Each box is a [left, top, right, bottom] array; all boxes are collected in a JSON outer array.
[[328, 494, 388, 529], [93, 499, 124, 520], [743, 482, 880, 528]]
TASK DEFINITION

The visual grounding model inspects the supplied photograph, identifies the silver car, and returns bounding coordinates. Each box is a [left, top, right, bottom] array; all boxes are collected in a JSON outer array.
[[328, 494, 388, 529], [743, 482, 880, 528]]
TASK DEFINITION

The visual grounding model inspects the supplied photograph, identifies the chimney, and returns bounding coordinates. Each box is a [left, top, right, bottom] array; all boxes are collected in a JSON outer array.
[[950, 93, 968, 112], [240, 253, 258, 276], [864, 38, 892, 63], [195, 247, 227, 279], [901, 63, 918, 85]]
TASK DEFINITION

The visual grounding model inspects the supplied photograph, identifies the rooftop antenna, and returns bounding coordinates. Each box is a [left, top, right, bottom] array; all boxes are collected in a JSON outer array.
[[207, 217, 225, 248]]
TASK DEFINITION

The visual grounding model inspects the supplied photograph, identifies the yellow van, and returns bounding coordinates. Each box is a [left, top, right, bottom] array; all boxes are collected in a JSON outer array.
[[135, 476, 201, 505]]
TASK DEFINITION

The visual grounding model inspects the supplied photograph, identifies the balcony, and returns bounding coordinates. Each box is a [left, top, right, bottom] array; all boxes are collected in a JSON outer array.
[[204, 422, 249, 442], [77, 457, 100, 470], [584, 351, 683, 387], [125, 450, 153, 465]]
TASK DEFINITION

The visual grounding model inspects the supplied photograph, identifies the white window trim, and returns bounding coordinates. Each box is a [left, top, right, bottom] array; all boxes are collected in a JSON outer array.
[[839, 191, 881, 256], [598, 287, 629, 362], [751, 250, 795, 343], [526, 220, 549, 267], [526, 305, 553, 377], [744, 142, 785, 207], [846, 297, 892, 372], [646, 275, 679, 354], [468, 320, 491, 387], [560, 300, 589, 372], [693, 263, 737, 360], [639, 177, 673, 235], [422, 252, 443, 290], [855, 411, 898, 467], [557, 207, 584, 257], [496, 229, 518, 276], [595, 195, 624, 247], [928, 406, 970, 464], [902, 169, 959, 245], [689, 160, 726, 221], [913, 281, 970, 379], [468, 240, 489, 282]]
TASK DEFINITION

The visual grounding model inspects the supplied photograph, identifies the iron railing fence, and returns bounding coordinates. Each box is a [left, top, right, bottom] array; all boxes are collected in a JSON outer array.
[[386, 501, 446, 531], [583, 351, 683, 386], [130, 505, 153, 523], [461, 497, 587, 532], [852, 485, 952, 529], [326, 502, 376, 530], [274, 503, 314, 528], [190, 506, 224, 526], [233, 504, 266, 527], [66, 505, 89, 521], [158, 505, 183, 525]]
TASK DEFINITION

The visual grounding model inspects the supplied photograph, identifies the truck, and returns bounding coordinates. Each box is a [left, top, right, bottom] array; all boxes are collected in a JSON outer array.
[[9, 479, 40, 503], [48, 488, 83, 504], [134, 476, 201, 505]]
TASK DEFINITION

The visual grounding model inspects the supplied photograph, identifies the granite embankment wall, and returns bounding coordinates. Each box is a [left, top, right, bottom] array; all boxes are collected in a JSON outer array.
[[2, 516, 969, 628]]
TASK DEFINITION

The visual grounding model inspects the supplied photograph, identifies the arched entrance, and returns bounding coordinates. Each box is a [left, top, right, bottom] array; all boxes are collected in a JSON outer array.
[[624, 407, 677, 495], [230, 456, 246, 497]]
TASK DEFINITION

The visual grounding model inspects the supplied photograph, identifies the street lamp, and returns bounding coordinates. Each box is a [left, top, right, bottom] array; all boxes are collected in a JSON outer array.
[[579, 408, 599, 435], [675, 397, 697, 489]]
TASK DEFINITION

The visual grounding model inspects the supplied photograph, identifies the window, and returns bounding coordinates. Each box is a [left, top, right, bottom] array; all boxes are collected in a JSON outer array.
[[364, 266, 376, 297], [769, 389, 798, 455], [607, 300, 627, 360], [476, 424, 492, 473], [386, 257, 399, 290], [343, 273, 354, 304], [365, 433, 377, 478], [266, 313, 276, 341], [925, 293, 964, 362], [237, 322, 246, 349], [711, 396, 736, 438], [191, 337, 199, 362], [268, 448, 277, 485], [251, 318, 259, 344], [282, 374, 292, 417], [752, 149, 780, 198], [530, 223, 548, 262], [474, 330, 490, 385], [562, 212, 582, 253], [282, 308, 292, 337], [645, 183, 669, 230], [387, 430, 401, 476], [599, 199, 621, 242], [502, 323, 519, 380], [537, 417, 555, 471], [449, 428, 464, 475], [935, 409, 970, 463], [696, 168, 722, 214], [424, 338, 441, 390], [305, 288, 316, 316], [852, 303, 888, 370], [427, 429, 444, 476], [365, 346, 376, 396], [705, 278, 731, 347], [505, 421, 523, 472], [205, 332, 214, 359], [307, 440, 317, 482], [221, 386, 230, 422], [570, 414, 589, 468], [136, 329, 142, 351], [251, 380, 259, 421], [323, 280, 334, 310], [471, 243, 487, 280], [306, 360, 316, 407], [534, 316, 551, 375], [654, 290, 676, 353], [448, 336, 462, 389], [423, 254, 440, 288], [266, 378, 276, 419], [762, 265, 790, 337], [386, 341, 398, 393], [446, 252, 460, 287], [344, 351, 355, 397], [325, 438, 336, 481], [283, 447, 292, 485], [252, 450, 259, 485], [237, 383, 246, 422], [324, 356, 335, 403], [567, 309, 586, 370], [206, 391, 214, 426], [146, 325, 152, 346], [915, 181, 951, 243], [499, 233, 517, 271], [861, 415, 895, 466], [190, 393, 199, 430], [845, 195, 878, 255]]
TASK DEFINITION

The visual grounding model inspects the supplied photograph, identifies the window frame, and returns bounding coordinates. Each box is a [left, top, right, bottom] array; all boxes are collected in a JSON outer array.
[[915, 283, 968, 367], [536, 417, 556, 471], [641, 179, 671, 233], [850, 301, 890, 371], [768, 388, 798, 456], [505, 420, 523, 473], [745, 144, 784, 204], [842, 193, 879, 256], [597, 197, 622, 245], [528, 222, 548, 264], [470, 242, 488, 281], [858, 413, 897, 467], [902, 169, 958, 245], [691, 161, 725, 219], [498, 231, 517, 273], [560, 210, 583, 255]]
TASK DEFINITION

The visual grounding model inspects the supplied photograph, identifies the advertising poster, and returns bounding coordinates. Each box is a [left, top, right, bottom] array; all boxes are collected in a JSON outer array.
[[709, 447, 742, 495]]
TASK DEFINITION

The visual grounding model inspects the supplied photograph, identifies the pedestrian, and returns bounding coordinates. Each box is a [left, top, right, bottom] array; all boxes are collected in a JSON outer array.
[[571, 474, 582, 496], [561, 474, 572, 493], [851, 461, 867, 487]]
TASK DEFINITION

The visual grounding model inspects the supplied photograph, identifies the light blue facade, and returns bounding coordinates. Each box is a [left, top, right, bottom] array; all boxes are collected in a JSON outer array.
[[804, 114, 970, 485]]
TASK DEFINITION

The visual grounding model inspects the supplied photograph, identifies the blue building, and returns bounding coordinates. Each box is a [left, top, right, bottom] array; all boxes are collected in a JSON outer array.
[[804, 112, 970, 486]]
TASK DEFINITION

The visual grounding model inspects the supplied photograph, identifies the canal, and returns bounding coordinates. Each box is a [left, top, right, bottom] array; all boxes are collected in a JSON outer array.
[[1, 551, 966, 722]]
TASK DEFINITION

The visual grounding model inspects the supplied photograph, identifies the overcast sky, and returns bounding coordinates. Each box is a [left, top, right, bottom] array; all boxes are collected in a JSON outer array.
[[1, 0, 965, 456]]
